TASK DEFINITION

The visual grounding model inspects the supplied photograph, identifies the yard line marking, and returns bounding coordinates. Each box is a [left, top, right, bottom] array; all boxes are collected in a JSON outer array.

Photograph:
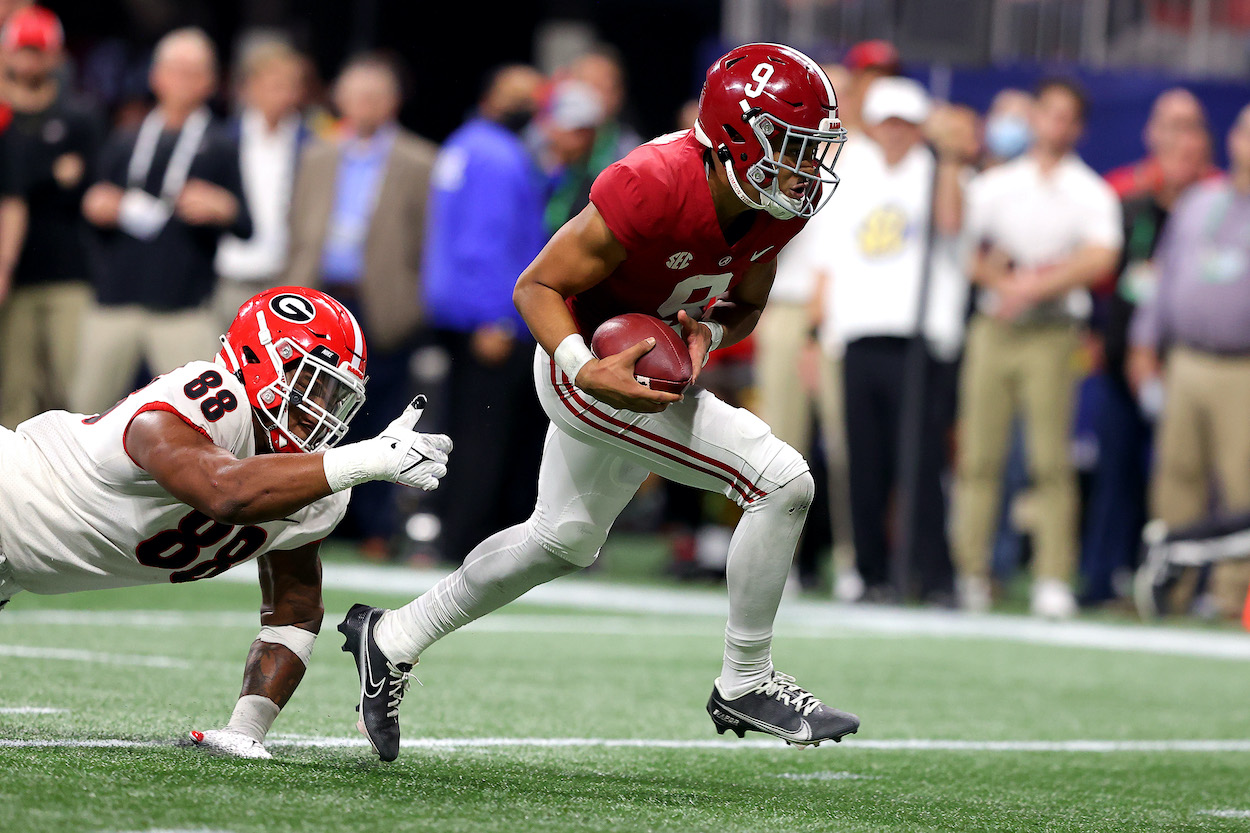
[[1, 610, 869, 641], [223, 562, 1250, 662], [775, 771, 881, 780], [0, 707, 66, 714], [1198, 810, 1250, 818], [268, 735, 1250, 753], [0, 644, 191, 669], [4, 736, 1250, 753]]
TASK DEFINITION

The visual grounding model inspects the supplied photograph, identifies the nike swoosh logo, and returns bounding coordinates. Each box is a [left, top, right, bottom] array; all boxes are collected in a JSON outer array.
[[719, 703, 812, 741], [750, 246, 774, 262], [361, 613, 388, 700]]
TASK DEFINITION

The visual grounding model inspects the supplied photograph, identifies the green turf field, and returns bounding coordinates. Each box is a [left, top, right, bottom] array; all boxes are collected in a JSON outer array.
[[2, 548, 1249, 833]]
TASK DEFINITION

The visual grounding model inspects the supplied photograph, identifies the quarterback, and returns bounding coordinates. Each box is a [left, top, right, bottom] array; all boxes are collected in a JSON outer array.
[[0, 287, 451, 759], [338, 43, 861, 761]]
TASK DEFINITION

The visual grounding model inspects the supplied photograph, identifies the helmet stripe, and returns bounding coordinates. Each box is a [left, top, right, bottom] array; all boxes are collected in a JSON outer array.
[[761, 42, 837, 109], [342, 305, 365, 370]]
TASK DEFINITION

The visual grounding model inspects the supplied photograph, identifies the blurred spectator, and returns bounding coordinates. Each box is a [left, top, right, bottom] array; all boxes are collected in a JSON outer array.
[[982, 89, 1034, 167], [285, 53, 436, 556], [811, 77, 968, 603], [540, 79, 604, 234], [567, 46, 641, 169], [676, 98, 699, 131], [1128, 104, 1250, 619], [838, 40, 901, 134], [212, 40, 311, 331], [73, 27, 249, 415], [1105, 88, 1208, 199], [0, 6, 103, 428], [422, 64, 548, 565], [1082, 126, 1211, 604], [953, 79, 1122, 618]]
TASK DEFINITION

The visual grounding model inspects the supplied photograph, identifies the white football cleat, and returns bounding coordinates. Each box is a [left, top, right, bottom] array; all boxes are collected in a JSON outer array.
[[189, 729, 272, 759], [1031, 579, 1078, 620]]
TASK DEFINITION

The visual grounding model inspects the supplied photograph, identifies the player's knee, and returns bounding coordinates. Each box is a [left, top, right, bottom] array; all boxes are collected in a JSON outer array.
[[772, 469, 815, 517], [528, 514, 607, 569]]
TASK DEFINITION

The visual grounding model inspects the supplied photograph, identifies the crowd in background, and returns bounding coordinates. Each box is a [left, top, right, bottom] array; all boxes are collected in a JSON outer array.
[[0, 3, 1247, 624]]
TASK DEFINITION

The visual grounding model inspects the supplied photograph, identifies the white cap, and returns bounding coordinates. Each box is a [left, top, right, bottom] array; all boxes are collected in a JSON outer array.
[[548, 80, 604, 130], [862, 76, 931, 126]]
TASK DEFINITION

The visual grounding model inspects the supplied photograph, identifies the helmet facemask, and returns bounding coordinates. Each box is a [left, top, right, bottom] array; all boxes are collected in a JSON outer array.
[[726, 109, 847, 219], [256, 343, 367, 453], [220, 321, 367, 454]]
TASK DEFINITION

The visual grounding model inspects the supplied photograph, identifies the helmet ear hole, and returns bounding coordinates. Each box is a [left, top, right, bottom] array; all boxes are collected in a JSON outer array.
[[242, 346, 262, 364], [724, 124, 747, 144]]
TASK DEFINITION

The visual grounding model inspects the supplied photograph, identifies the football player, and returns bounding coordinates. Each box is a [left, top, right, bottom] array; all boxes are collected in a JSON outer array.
[[338, 43, 861, 761], [0, 287, 451, 758]]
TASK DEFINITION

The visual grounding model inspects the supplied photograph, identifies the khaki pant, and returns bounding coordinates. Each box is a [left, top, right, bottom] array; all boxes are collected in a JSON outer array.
[[1151, 346, 1250, 617], [69, 303, 220, 415], [212, 275, 287, 335], [753, 302, 855, 568], [0, 281, 91, 428], [953, 314, 1080, 583]]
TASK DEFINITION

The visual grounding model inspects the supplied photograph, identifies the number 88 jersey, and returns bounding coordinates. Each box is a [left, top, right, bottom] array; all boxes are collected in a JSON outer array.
[[0, 360, 348, 595]]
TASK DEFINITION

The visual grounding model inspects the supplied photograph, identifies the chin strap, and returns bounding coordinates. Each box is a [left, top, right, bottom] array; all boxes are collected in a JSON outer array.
[[717, 145, 800, 220]]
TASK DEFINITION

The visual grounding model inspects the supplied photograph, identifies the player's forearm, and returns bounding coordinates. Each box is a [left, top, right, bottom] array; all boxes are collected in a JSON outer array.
[[703, 300, 764, 350], [199, 454, 332, 526], [513, 278, 582, 355]]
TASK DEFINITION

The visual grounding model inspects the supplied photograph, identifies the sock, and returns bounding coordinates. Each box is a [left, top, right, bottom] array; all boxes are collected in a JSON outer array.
[[225, 694, 280, 742], [374, 521, 579, 664], [718, 472, 814, 699]]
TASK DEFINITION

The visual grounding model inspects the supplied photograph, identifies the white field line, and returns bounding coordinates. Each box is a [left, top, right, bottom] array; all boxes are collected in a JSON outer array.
[[1, 610, 868, 641], [3, 735, 1250, 753], [1198, 810, 1250, 818], [0, 707, 65, 714], [214, 562, 1250, 662], [0, 644, 191, 669]]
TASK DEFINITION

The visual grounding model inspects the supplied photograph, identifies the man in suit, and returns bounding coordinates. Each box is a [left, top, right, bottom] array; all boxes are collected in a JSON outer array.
[[285, 53, 436, 556]]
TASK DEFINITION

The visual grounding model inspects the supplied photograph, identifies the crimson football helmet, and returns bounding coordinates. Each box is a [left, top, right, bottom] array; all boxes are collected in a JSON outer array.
[[218, 287, 368, 453], [695, 43, 847, 219]]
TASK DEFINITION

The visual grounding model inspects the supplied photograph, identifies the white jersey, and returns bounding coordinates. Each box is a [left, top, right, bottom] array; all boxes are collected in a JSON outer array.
[[0, 360, 349, 594]]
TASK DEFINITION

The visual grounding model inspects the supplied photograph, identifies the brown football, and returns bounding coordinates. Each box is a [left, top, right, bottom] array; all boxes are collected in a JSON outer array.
[[591, 313, 693, 395]]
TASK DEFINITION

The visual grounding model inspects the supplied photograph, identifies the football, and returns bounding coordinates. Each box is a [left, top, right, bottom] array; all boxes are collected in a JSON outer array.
[[591, 313, 693, 395]]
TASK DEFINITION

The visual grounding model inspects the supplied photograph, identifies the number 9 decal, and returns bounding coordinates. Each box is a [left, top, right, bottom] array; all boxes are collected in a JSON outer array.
[[743, 62, 774, 98]]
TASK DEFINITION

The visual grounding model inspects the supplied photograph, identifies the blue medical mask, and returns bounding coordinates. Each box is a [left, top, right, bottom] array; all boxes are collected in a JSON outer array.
[[985, 114, 1031, 159]]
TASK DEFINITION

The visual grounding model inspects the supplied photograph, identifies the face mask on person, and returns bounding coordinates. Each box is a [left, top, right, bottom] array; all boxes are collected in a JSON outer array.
[[498, 107, 536, 134], [985, 114, 1031, 159]]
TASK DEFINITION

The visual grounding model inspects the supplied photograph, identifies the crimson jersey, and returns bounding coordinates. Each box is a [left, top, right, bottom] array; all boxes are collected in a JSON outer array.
[[573, 130, 808, 335]]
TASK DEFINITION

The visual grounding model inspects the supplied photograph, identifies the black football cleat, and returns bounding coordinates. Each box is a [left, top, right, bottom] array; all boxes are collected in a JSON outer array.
[[707, 672, 859, 748], [338, 603, 414, 762]]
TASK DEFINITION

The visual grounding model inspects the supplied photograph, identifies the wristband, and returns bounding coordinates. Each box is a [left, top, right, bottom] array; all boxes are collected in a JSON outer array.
[[322, 442, 375, 492], [702, 320, 725, 352], [554, 333, 595, 382]]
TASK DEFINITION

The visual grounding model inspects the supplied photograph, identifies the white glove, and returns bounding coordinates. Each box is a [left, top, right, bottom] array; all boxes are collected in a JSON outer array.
[[322, 396, 453, 492]]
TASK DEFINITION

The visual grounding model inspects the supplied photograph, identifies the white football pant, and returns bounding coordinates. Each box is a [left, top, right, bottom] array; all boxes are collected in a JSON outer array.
[[375, 347, 814, 697]]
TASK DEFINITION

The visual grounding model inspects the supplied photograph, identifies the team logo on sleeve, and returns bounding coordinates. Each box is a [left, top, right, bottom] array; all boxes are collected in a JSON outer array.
[[269, 293, 318, 323]]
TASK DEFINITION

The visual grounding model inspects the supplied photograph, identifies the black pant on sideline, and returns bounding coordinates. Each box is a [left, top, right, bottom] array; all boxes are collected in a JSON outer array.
[[842, 336, 954, 599], [432, 330, 548, 564]]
